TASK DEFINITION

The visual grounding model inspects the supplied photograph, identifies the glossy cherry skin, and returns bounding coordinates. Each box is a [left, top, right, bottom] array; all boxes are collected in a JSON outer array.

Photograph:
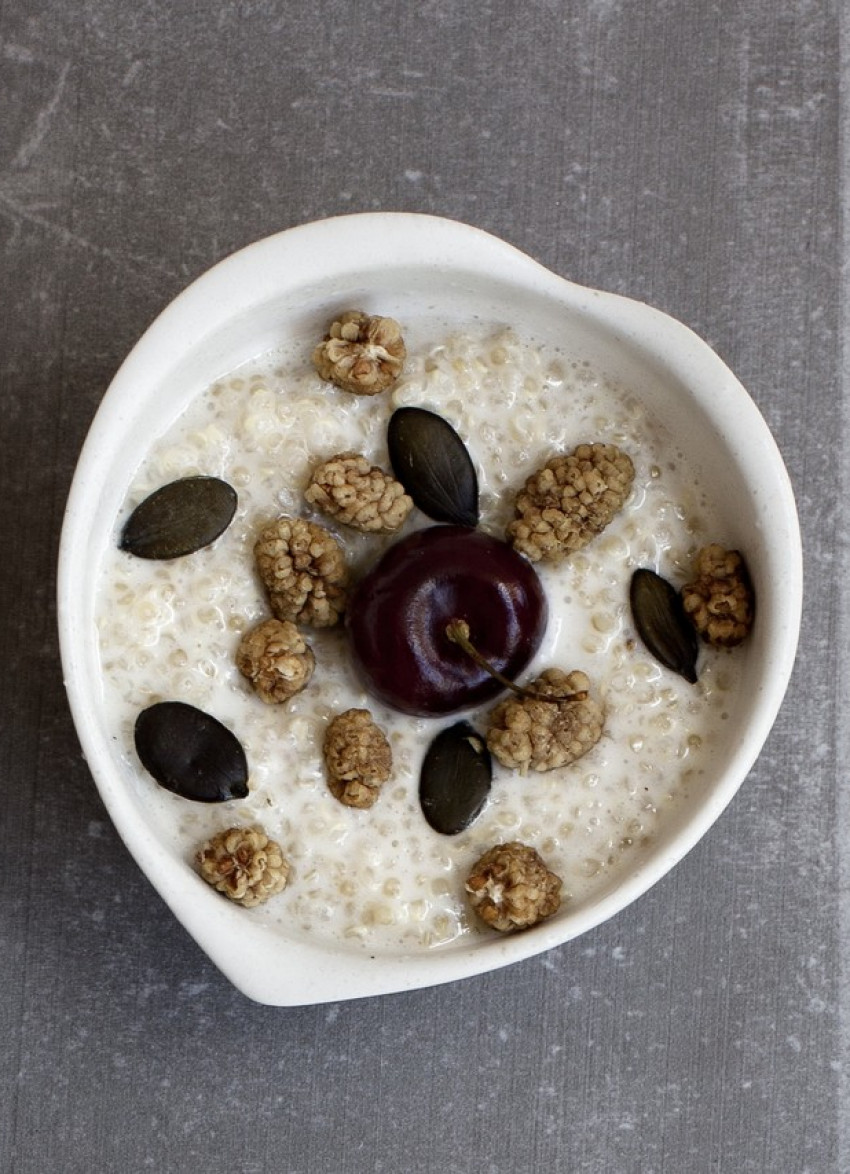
[[347, 525, 548, 716]]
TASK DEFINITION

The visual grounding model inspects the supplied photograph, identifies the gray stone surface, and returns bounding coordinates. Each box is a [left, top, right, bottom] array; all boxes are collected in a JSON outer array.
[[1, 1, 843, 1171]]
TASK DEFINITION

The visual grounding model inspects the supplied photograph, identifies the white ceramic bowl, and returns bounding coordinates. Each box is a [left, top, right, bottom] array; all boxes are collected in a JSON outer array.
[[58, 213, 802, 1005]]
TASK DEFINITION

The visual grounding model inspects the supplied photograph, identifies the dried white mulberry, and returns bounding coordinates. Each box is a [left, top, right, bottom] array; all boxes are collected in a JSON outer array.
[[487, 669, 604, 773], [507, 443, 634, 563], [236, 618, 315, 704], [323, 708, 392, 809], [304, 451, 413, 533], [255, 516, 348, 628], [465, 841, 562, 932], [196, 826, 290, 908], [312, 310, 406, 395], [682, 544, 754, 647]]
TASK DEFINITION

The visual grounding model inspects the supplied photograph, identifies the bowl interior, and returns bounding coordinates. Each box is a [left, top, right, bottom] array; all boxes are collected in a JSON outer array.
[[59, 215, 801, 1004]]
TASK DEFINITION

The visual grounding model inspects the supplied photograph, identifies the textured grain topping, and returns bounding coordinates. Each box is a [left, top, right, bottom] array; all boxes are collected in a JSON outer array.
[[486, 668, 604, 773], [323, 708, 393, 809], [255, 516, 348, 628], [465, 841, 562, 932], [196, 826, 290, 907], [507, 443, 634, 563], [236, 618, 315, 704], [305, 451, 413, 533], [682, 544, 754, 647], [312, 310, 406, 395]]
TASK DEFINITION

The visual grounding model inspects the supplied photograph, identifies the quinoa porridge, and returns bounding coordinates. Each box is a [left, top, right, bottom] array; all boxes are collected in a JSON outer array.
[[95, 323, 743, 953]]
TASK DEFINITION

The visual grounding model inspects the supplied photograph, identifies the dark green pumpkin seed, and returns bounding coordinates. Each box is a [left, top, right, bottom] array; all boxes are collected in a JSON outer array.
[[119, 476, 237, 559], [134, 701, 249, 802], [388, 407, 479, 527], [419, 720, 491, 835], [630, 568, 699, 684]]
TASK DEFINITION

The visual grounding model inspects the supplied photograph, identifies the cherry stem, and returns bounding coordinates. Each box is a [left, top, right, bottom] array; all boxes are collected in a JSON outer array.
[[445, 620, 587, 705]]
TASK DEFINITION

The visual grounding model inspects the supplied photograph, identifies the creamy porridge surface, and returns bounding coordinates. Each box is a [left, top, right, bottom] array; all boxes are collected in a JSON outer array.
[[95, 324, 741, 953]]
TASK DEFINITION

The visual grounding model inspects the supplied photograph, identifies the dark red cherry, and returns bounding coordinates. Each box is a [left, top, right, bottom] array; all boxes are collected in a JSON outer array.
[[347, 525, 547, 716]]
